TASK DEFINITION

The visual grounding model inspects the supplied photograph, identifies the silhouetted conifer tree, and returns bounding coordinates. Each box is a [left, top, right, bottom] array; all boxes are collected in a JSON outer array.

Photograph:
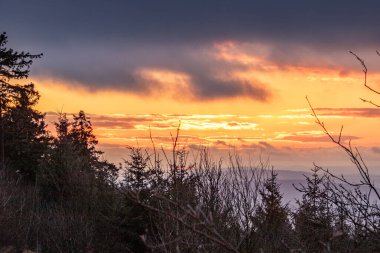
[[253, 169, 293, 253], [3, 83, 50, 180], [0, 32, 42, 171], [69, 110, 117, 184], [294, 167, 333, 253]]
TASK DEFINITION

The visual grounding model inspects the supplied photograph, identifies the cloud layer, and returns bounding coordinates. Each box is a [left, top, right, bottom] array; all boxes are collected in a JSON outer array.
[[2, 1, 380, 100], [3, 1, 380, 47]]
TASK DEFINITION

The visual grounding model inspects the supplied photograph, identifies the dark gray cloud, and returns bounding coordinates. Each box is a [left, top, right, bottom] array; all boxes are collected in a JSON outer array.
[[2, 0, 380, 47], [29, 42, 271, 100], [2, 1, 380, 100]]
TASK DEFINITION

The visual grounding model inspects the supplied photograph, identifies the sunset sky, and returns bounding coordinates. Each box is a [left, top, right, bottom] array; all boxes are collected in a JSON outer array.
[[1, 1, 380, 172]]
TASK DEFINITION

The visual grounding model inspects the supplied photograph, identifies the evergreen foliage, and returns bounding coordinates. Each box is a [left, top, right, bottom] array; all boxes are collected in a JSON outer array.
[[253, 169, 293, 252], [294, 167, 333, 252]]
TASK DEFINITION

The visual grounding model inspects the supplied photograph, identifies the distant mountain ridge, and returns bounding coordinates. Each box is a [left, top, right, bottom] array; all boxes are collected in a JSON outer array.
[[275, 169, 380, 207]]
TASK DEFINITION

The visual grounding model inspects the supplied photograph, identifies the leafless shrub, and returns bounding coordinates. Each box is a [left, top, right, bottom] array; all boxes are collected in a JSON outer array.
[[122, 126, 295, 252], [303, 51, 380, 251]]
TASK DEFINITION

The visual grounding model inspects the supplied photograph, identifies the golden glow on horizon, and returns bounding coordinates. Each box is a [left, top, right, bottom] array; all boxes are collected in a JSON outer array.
[[32, 41, 380, 162]]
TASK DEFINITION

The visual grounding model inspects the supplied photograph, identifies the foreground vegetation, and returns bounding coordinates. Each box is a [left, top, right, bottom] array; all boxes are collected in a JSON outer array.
[[1, 33, 380, 252]]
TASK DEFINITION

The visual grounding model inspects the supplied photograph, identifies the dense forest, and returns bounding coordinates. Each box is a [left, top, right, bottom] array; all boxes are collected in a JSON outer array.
[[1, 32, 380, 253]]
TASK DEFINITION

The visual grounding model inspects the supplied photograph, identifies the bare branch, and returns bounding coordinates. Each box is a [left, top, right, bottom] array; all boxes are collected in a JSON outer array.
[[350, 51, 380, 95], [360, 98, 380, 108]]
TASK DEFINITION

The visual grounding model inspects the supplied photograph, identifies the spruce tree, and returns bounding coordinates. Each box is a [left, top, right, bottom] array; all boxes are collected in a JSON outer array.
[[253, 169, 292, 253], [69, 110, 117, 184], [0, 32, 42, 171], [124, 146, 151, 190], [294, 166, 333, 253], [3, 83, 50, 180]]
